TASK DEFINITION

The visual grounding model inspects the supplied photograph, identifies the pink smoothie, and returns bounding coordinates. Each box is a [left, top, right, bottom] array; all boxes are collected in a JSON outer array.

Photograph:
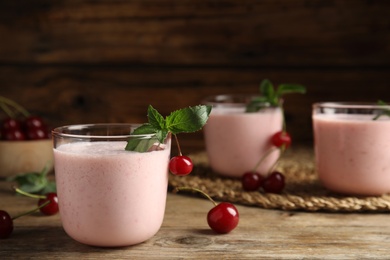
[[54, 141, 170, 247], [204, 106, 283, 178], [313, 114, 390, 195]]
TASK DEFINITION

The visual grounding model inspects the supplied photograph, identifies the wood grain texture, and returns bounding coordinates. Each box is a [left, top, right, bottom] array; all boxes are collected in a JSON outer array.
[[1, 67, 389, 149], [0, 0, 389, 67], [1, 2, 390, 258], [1, 179, 390, 259], [0, 0, 389, 148]]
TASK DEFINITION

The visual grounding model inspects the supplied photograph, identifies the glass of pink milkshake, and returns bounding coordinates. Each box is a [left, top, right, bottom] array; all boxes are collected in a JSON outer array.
[[313, 102, 390, 196], [52, 124, 171, 247], [202, 95, 283, 178]]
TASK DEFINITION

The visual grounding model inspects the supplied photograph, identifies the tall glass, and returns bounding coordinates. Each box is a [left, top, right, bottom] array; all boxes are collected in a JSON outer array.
[[202, 95, 283, 178], [52, 124, 171, 247], [313, 102, 390, 196]]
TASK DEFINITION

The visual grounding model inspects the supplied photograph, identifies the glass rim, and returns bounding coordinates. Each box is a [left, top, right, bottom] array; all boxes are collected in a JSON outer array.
[[202, 94, 274, 107], [51, 123, 153, 139], [313, 102, 390, 110]]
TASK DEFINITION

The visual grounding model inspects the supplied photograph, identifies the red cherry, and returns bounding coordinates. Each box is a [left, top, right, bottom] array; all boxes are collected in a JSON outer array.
[[1, 128, 26, 141], [261, 171, 285, 194], [169, 155, 193, 176], [23, 115, 45, 129], [1, 117, 22, 130], [174, 187, 239, 234], [38, 193, 59, 216], [23, 115, 49, 140], [271, 131, 291, 149], [25, 127, 49, 140], [207, 202, 239, 234], [0, 210, 13, 239], [241, 171, 263, 191]]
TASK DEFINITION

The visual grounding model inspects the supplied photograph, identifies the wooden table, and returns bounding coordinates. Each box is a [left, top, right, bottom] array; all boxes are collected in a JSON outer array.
[[1, 178, 390, 259]]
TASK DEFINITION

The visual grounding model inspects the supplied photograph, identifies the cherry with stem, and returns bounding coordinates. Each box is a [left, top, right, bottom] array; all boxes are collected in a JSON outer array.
[[0, 200, 51, 239], [174, 186, 239, 234], [14, 187, 59, 216], [169, 134, 193, 176]]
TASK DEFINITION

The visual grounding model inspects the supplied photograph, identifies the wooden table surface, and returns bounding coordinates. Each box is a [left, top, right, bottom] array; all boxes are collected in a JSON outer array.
[[1, 176, 390, 260]]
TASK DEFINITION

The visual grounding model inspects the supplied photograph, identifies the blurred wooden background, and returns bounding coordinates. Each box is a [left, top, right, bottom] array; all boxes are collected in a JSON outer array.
[[0, 0, 389, 151]]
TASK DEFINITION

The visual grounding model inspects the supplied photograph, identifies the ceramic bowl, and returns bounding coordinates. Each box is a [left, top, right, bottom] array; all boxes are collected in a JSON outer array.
[[0, 139, 54, 178]]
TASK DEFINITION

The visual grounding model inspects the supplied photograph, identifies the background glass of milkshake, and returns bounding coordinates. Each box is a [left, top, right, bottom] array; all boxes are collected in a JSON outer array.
[[202, 95, 283, 178], [52, 124, 171, 247], [313, 102, 390, 196]]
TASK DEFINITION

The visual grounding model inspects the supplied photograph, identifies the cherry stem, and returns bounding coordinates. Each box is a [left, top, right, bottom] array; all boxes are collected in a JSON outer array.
[[252, 146, 279, 173], [265, 146, 286, 175], [174, 134, 182, 156], [0, 102, 15, 118], [11, 200, 50, 220], [279, 106, 287, 133], [14, 187, 46, 200], [174, 186, 218, 207], [0, 96, 30, 118]]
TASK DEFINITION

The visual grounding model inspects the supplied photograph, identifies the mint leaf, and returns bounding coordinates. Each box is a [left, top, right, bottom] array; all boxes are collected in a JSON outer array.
[[246, 79, 306, 112], [7, 166, 56, 194], [155, 129, 169, 143], [125, 135, 159, 152], [147, 105, 166, 129], [260, 79, 276, 104], [125, 104, 212, 152], [245, 97, 270, 112], [166, 105, 212, 134], [373, 100, 390, 120], [41, 181, 57, 194], [276, 84, 306, 97], [131, 123, 156, 135]]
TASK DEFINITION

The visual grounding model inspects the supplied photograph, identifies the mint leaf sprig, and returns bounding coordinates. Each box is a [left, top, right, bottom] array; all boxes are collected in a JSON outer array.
[[7, 165, 56, 195], [373, 100, 390, 120], [126, 105, 212, 153], [246, 79, 306, 133], [246, 79, 306, 113]]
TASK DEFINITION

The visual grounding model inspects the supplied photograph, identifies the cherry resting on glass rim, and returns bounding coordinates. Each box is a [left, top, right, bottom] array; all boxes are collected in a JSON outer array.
[[207, 202, 239, 234], [0, 210, 13, 239], [38, 193, 59, 216], [262, 171, 285, 194], [242, 171, 263, 191], [271, 131, 291, 149], [169, 155, 193, 176]]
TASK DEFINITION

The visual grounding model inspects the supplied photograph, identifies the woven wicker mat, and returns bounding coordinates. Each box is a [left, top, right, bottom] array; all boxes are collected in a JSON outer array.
[[168, 148, 390, 213]]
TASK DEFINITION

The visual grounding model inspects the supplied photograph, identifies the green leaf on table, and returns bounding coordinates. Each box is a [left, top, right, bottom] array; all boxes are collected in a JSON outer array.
[[7, 165, 56, 194]]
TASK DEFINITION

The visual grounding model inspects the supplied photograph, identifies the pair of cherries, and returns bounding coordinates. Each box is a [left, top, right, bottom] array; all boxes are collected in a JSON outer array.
[[241, 131, 291, 194], [0, 191, 58, 239], [1, 116, 49, 141]]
